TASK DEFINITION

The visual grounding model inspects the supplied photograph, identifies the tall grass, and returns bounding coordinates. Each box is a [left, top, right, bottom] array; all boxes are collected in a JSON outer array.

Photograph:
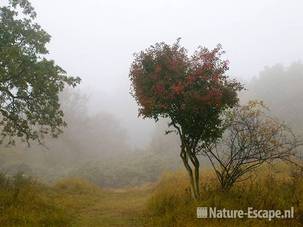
[[146, 164, 303, 226], [0, 173, 149, 226], [2, 164, 303, 226], [0, 173, 73, 226]]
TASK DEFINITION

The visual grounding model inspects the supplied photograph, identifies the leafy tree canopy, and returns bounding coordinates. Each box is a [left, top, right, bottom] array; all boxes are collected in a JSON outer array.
[[130, 39, 243, 148], [129, 39, 243, 199], [0, 0, 81, 144]]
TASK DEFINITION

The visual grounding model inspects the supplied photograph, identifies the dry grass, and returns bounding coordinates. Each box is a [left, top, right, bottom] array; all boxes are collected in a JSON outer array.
[[146, 163, 303, 226], [0, 174, 152, 226], [1, 163, 303, 226]]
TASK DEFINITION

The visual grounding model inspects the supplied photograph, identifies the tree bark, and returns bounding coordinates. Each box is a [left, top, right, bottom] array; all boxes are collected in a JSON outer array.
[[180, 148, 198, 200], [192, 155, 200, 198]]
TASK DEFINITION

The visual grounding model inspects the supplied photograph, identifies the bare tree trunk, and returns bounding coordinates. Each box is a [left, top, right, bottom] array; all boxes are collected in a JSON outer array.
[[192, 155, 200, 198], [180, 148, 198, 200], [188, 153, 200, 199]]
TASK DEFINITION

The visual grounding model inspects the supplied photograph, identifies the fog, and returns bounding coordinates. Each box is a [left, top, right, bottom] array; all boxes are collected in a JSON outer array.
[[29, 0, 303, 147], [1, 0, 303, 188], [2, 1, 303, 225]]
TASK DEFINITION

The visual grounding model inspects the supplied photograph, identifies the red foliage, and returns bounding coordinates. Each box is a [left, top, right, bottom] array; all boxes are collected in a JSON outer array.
[[129, 40, 243, 121], [172, 82, 184, 95], [129, 40, 243, 199], [155, 83, 165, 94]]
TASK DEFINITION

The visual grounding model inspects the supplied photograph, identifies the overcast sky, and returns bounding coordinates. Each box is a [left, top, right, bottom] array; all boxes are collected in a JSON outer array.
[[29, 0, 303, 147]]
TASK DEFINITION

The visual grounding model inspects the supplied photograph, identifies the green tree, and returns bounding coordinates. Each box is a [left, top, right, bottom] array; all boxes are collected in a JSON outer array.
[[0, 0, 80, 144], [129, 39, 242, 199]]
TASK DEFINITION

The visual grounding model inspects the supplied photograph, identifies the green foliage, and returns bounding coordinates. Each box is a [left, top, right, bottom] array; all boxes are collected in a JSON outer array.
[[0, 0, 80, 144]]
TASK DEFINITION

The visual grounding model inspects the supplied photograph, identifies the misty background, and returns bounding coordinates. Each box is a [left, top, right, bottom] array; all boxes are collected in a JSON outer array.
[[31, 0, 303, 147], [0, 0, 302, 187]]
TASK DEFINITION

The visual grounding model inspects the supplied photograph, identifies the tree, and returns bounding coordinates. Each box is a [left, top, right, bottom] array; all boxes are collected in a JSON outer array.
[[129, 39, 243, 199], [0, 0, 80, 144], [204, 101, 301, 191]]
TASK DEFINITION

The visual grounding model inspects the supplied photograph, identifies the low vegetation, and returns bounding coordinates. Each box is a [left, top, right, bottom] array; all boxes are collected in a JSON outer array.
[[0, 173, 72, 226], [147, 164, 303, 226], [1, 163, 303, 226], [0, 174, 150, 226]]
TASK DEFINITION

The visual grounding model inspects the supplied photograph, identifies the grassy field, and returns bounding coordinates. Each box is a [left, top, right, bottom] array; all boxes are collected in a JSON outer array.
[[0, 175, 153, 226], [54, 179, 152, 226], [1, 164, 303, 226]]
